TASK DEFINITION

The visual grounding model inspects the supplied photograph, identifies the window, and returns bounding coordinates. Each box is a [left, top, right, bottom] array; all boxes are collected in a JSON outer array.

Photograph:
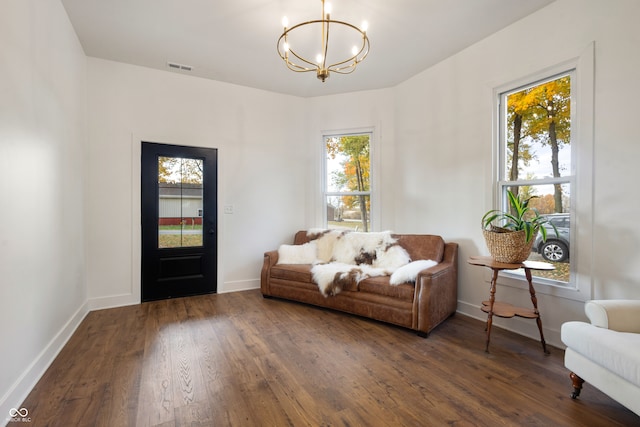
[[323, 132, 372, 231], [497, 73, 574, 286], [157, 156, 203, 248]]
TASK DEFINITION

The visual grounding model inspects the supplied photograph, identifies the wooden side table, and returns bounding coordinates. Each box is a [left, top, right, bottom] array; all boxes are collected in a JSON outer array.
[[467, 256, 553, 354]]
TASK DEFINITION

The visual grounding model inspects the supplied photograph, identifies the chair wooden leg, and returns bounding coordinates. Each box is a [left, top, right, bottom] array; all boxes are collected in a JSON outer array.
[[569, 372, 584, 399]]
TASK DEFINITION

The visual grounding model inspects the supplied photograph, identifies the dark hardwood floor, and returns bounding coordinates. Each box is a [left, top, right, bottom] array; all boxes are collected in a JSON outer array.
[[15, 289, 638, 426]]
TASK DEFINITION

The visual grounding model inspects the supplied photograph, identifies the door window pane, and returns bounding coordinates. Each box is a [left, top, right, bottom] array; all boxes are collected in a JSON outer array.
[[158, 156, 203, 248]]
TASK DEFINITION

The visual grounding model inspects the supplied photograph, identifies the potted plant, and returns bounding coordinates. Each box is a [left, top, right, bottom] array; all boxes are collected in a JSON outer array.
[[481, 190, 558, 263]]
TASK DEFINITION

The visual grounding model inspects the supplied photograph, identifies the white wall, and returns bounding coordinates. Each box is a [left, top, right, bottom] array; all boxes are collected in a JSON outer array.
[[392, 0, 640, 345], [0, 0, 87, 417], [86, 58, 307, 308]]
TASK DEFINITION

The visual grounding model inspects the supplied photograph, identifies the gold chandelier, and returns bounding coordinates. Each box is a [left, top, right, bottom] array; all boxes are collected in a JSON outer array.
[[277, 0, 370, 82]]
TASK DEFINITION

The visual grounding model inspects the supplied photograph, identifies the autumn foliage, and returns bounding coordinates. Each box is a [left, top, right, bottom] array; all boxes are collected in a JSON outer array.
[[506, 76, 571, 213]]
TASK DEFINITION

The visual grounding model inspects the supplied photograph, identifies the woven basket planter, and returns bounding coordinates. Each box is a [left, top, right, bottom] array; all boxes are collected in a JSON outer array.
[[482, 225, 536, 264]]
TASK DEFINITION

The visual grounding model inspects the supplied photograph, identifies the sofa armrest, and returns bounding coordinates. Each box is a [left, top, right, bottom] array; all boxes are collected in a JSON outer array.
[[260, 250, 279, 295], [412, 242, 458, 334], [414, 242, 458, 282], [585, 300, 640, 333]]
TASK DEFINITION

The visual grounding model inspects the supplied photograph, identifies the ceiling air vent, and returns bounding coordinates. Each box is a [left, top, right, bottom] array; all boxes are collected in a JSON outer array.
[[167, 62, 193, 72]]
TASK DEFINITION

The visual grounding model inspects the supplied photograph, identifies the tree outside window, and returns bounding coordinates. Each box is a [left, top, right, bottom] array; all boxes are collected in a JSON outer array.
[[324, 133, 371, 231]]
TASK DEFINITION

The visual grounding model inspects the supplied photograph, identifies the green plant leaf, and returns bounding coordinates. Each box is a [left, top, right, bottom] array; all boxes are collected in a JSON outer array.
[[482, 211, 501, 229], [482, 190, 548, 242]]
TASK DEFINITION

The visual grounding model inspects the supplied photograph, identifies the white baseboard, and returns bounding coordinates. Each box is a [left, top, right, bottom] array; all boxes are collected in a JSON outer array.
[[0, 302, 89, 424], [88, 293, 139, 311], [86, 280, 261, 306], [456, 300, 563, 349], [219, 279, 260, 293]]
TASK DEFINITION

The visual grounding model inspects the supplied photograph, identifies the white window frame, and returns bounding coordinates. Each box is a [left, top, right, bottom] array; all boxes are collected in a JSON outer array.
[[497, 71, 574, 284], [321, 127, 378, 231], [490, 44, 594, 302]]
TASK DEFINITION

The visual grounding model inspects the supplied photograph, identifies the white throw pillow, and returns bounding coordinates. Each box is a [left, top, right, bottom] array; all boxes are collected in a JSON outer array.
[[389, 260, 437, 285], [277, 241, 317, 264], [373, 244, 411, 270]]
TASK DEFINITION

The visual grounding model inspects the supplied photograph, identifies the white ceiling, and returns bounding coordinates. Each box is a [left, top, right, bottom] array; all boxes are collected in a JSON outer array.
[[61, 0, 555, 98]]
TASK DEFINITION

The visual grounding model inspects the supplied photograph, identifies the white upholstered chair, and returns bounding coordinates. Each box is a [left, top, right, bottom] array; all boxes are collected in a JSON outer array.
[[561, 300, 640, 416]]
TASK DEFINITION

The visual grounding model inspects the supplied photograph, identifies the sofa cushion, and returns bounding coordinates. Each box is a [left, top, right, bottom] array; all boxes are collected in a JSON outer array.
[[395, 234, 445, 262], [277, 241, 317, 264], [271, 264, 313, 282], [562, 321, 640, 388], [358, 276, 415, 302]]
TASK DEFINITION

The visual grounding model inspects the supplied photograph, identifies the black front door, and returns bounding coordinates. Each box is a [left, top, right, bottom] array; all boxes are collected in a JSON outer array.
[[141, 142, 217, 302]]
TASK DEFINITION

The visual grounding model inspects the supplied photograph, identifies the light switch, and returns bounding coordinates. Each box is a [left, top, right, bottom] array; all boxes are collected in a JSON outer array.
[[224, 205, 234, 214]]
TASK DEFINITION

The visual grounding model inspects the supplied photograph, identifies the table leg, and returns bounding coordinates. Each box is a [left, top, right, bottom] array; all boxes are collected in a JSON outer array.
[[525, 268, 549, 354], [485, 268, 499, 352]]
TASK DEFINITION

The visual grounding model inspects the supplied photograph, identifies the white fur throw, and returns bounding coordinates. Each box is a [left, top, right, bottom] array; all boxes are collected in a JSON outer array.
[[333, 232, 397, 264], [277, 241, 317, 264], [307, 229, 344, 262], [307, 230, 412, 296], [389, 260, 438, 285], [312, 263, 390, 297]]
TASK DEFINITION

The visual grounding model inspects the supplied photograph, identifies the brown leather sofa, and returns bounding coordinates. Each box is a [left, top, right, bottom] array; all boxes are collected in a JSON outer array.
[[261, 231, 458, 336]]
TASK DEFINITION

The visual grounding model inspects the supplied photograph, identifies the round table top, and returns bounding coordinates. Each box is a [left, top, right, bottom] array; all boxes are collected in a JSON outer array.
[[467, 256, 554, 271]]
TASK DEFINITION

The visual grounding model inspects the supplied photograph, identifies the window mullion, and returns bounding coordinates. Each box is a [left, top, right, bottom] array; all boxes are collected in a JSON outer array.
[[325, 191, 371, 197]]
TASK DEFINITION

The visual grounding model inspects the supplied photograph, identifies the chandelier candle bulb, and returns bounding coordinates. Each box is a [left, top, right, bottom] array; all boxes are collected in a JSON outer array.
[[282, 16, 288, 29]]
